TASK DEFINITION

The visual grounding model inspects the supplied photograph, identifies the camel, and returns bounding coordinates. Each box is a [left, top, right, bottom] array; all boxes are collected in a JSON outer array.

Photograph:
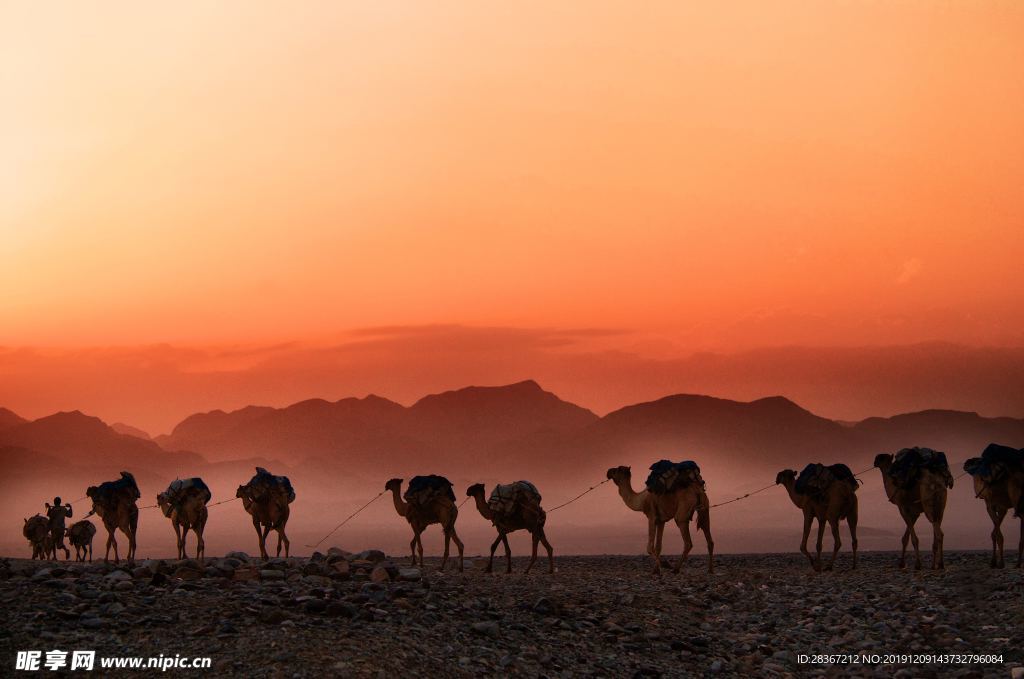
[[23, 515, 55, 560], [874, 450, 953, 570], [964, 444, 1024, 569], [86, 471, 140, 564], [466, 482, 553, 574], [385, 477, 464, 572], [66, 520, 97, 562], [605, 466, 713, 575], [237, 467, 293, 560], [775, 465, 859, 572], [157, 478, 211, 562]]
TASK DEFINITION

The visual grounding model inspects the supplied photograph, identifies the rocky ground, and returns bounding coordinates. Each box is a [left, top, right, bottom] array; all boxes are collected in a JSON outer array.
[[0, 550, 1021, 677]]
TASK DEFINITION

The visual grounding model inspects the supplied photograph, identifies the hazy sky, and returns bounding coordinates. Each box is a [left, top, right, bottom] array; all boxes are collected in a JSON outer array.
[[2, 3, 1022, 350]]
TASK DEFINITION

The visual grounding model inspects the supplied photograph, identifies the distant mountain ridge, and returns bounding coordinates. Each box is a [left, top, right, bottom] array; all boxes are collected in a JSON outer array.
[[3, 382, 1024, 485]]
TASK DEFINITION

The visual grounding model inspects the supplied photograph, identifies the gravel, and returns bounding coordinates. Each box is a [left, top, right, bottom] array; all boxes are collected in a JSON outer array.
[[0, 551, 1020, 677]]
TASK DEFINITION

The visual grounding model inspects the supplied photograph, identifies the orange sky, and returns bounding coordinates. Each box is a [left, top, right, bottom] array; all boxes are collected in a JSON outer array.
[[2, 2, 1023, 352]]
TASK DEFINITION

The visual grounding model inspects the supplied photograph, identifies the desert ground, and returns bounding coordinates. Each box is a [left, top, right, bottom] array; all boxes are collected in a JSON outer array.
[[0, 551, 1021, 677]]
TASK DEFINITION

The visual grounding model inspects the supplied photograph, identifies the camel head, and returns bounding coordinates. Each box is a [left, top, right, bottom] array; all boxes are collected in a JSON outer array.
[[466, 483, 485, 498], [235, 485, 252, 500], [156, 492, 174, 518], [85, 486, 98, 500], [775, 469, 796, 485], [384, 478, 403, 493], [873, 453, 893, 470], [606, 466, 631, 484]]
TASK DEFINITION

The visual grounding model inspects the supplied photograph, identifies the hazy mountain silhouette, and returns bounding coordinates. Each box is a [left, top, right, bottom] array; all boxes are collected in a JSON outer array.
[[0, 410, 202, 472], [155, 381, 596, 469], [110, 422, 153, 440], [141, 382, 1024, 482], [0, 407, 27, 432]]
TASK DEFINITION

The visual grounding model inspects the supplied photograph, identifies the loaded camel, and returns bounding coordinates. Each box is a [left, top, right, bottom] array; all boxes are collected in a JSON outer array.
[[23, 515, 55, 560], [606, 465, 713, 575], [385, 476, 464, 572], [466, 481, 553, 574], [964, 443, 1024, 568], [86, 471, 140, 564], [236, 467, 294, 560], [66, 520, 97, 562], [874, 449, 953, 570], [775, 464, 859, 572], [157, 478, 212, 561]]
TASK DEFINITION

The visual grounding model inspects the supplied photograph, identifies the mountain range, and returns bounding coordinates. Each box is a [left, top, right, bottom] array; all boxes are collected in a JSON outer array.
[[4, 380, 1021, 488]]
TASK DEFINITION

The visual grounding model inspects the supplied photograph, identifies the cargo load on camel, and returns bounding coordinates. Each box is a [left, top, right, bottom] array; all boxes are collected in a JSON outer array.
[[964, 443, 1024, 485], [87, 471, 141, 506], [794, 463, 859, 497], [645, 460, 703, 494], [163, 477, 212, 505], [487, 480, 542, 518], [246, 467, 295, 503], [890, 448, 954, 490], [404, 475, 456, 505]]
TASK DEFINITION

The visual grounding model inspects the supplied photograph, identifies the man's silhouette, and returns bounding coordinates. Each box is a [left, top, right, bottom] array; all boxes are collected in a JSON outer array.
[[45, 497, 73, 560]]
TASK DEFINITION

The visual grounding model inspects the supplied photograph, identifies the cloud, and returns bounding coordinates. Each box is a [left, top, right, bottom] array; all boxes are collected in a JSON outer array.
[[896, 258, 923, 284]]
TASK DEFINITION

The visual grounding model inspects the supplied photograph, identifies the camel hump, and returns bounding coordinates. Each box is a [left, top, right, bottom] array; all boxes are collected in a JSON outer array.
[[645, 460, 702, 494], [488, 481, 543, 516], [827, 463, 860, 491], [890, 447, 953, 489], [405, 475, 455, 504]]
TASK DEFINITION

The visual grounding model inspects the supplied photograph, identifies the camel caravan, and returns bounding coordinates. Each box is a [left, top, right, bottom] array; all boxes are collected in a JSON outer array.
[[17, 443, 1024, 574]]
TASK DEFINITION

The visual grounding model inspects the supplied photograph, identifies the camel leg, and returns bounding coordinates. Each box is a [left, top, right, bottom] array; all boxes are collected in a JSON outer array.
[[647, 520, 663, 573], [452, 529, 465, 572], [1017, 517, 1023, 568], [275, 528, 282, 557], [654, 521, 667, 574], [909, 520, 922, 571], [410, 535, 418, 566], [441, 528, 452, 572], [127, 511, 138, 565], [526, 532, 539, 575], [196, 511, 207, 562], [814, 518, 826, 572], [899, 522, 911, 569], [848, 515, 858, 570], [674, 517, 693, 574], [826, 518, 841, 571], [253, 520, 268, 560], [416, 531, 425, 569], [799, 512, 814, 569], [501, 533, 512, 574], [931, 520, 944, 570], [172, 523, 183, 560], [540, 530, 554, 574], [987, 506, 1006, 568], [487, 534, 502, 573]]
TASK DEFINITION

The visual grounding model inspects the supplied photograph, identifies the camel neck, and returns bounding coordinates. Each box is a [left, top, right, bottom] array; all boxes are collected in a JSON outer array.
[[782, 480, 805, 509], [471, 492, 493, 520], [614, 479, 646, 512], [390, 488, 408, 517]]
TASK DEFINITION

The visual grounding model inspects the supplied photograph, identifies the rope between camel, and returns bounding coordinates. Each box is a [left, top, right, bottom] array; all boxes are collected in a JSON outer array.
[[546, 478, 611, 513], [708, 482, 777, 509], [304, 490, 386, 549]]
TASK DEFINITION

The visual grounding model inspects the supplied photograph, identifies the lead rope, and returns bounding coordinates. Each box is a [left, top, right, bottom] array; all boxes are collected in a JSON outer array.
[[546, 478, 611, 513], [708, 482, 777, 509], [304, 491, 386, 550]]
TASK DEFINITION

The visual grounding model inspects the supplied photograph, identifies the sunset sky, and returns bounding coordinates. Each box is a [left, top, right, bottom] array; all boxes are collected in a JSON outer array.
[[2, 2, 1023, 430]]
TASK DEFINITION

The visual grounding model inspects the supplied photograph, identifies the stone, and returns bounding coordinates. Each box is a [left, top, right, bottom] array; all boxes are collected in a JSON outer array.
[[259, 569, 285, 581], [471, 621, 500, 638], [225, 551, 250, 561], [397, 568, 421, 582], [105, 570, 131, 582], [353, 549, 386, 562], [370, 566, 392, 583]]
